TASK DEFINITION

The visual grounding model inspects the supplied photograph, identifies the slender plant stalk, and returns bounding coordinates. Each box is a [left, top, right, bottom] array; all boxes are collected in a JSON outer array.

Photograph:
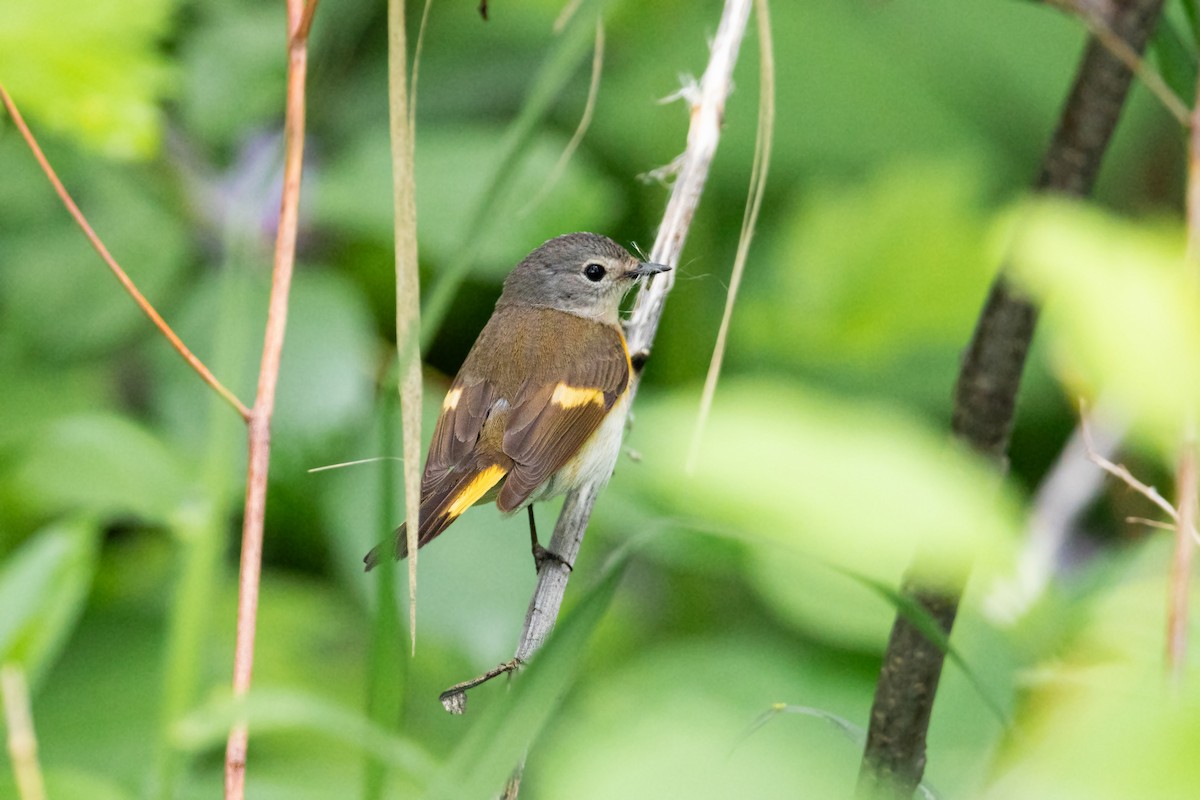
[[1, 665, 46, 800], [1168, 88, 1200, 686], [857, 1, 1167, 796], [0, 84, 250, 422], [389, 0, 424, 654], [1170, 441, 1196, 683], [223, 0, 319, 796]]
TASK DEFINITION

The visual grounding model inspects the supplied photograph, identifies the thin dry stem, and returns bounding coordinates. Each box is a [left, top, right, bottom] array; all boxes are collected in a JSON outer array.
[[1167, 84, 1200, 686], [224, 0, 317, 796], [1169, 444, 1196, 684], [0, 84, 250, 422], [1, 665, 46, 800], [687, 0, 774, 472], [390, 0, 425, 653]]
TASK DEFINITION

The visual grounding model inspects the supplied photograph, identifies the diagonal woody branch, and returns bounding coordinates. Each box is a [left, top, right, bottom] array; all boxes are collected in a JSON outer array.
[[857, 1, 1167, 797], [0, 84, 250, 422]]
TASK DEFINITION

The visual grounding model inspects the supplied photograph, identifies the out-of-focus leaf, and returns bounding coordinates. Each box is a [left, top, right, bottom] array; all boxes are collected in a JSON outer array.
[[176, 4, 286, 148], [742, 159, 995, 366], [0, 520, 99, 686], [172, 687, 436, 783], [424, 558, 627, 800], [1151, 18, 1198, 106], [629, 382, 1019, 586], [313, 125, 623, 276], [0, 768, 135, 800], [0, 163, 192, 359], [1005, 200, 1198, 450], [748, 547, 899, 652], [982, 540, 1200, 800], [536, 636, 871, 800], [0, 0, 176, 158], [0, 353, 113, 456], [12, 413, 194, 523], [274, 270, 378, 438]]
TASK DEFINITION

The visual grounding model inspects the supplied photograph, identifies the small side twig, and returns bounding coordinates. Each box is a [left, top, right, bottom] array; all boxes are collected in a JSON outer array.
[[438, 659, 522, 715], [0, 84, 250, 422], [1081, 414, 1180, 523], [1, 664, 46, 800], [223, 0, 319, 797]]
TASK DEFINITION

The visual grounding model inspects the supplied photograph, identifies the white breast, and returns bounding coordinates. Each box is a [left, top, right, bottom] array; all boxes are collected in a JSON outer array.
[[539, 391, 630, 501]]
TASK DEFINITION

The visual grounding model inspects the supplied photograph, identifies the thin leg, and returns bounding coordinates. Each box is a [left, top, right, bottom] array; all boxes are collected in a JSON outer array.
[[528, 505, 571, 573]]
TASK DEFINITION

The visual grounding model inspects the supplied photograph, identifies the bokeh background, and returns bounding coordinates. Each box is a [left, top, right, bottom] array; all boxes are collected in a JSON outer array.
[[2, 0, 1198, 798]]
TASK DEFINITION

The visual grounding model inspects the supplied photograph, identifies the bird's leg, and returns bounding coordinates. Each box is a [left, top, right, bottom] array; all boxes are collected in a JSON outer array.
[[528, 505, 571, 573]]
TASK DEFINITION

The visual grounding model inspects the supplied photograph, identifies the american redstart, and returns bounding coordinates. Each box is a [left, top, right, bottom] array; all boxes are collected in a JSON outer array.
[[364, 232, 670, 571]]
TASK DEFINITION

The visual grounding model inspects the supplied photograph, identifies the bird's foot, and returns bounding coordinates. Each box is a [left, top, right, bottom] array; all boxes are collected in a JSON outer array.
[[532, 542, 573, 574]]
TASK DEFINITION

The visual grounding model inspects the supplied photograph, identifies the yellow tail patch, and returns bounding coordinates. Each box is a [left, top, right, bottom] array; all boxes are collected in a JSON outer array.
[[444, 464, 508, 518]]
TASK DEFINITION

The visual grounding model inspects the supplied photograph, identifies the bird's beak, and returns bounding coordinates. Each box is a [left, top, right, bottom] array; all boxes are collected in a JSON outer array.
[[628, 261, 671, 278]]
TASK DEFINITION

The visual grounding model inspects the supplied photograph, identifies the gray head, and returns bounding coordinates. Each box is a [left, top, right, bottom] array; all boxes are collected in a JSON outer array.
[[497, 233, 670, 323]]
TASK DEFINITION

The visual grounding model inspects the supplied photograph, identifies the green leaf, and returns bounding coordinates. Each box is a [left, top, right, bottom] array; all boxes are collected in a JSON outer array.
[[12, 413, 195, 523], [274, 270, 378, 439], [172, 688, 436, 784], [1151, 17, 1198, 105], [175, 4, 287, 148], [629, 382, 1020, 586], [0, 0, 176, 158], [0, 768, 136, 800], [0, 520, 99, 685], [1005, 199, 1199, 451], [423, 558, 627, 800], [0, 161, 192, 360], [985, 540, 1200, 799], [745, 159, 996, 364], [312, 124, 623, 276]]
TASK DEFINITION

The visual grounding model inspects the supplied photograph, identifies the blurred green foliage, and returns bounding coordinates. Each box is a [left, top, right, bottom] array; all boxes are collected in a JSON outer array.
[[0, 0, 1196, 798]]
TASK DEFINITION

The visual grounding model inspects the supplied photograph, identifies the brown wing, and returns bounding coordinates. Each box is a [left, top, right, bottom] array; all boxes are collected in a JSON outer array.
[[496, 320, 629, 511]]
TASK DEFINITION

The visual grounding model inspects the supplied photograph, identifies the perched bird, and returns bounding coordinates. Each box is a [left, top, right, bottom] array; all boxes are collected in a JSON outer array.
[[364, 233, 669, 571]]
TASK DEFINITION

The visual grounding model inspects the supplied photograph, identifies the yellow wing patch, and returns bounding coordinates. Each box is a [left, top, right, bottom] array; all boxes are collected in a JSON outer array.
[[442, 387, 463, 410], [444, 464, 507, 518], [550, 383, 606, 409]]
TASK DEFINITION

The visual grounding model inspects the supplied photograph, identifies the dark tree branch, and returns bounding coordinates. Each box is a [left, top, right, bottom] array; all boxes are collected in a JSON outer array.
[[857, 1, 1167, 796]]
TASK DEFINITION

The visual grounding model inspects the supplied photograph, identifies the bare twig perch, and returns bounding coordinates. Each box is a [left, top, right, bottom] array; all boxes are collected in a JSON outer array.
[[439, 0, 756, 795], [440, 0, 754, 715]]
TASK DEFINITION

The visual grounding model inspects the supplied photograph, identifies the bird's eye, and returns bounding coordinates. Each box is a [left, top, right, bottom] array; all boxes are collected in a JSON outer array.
[[583, 262, 606, 282]]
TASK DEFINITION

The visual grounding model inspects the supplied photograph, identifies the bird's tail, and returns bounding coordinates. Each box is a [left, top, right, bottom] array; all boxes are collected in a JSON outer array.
[[363, 463, 508, 571]]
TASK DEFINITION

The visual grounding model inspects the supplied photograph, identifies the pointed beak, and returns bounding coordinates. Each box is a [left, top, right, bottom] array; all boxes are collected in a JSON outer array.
[[628, 261, 671, 278]]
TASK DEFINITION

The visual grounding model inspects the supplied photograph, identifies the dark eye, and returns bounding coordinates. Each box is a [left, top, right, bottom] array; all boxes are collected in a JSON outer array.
[[583, 262, 606, 282]]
